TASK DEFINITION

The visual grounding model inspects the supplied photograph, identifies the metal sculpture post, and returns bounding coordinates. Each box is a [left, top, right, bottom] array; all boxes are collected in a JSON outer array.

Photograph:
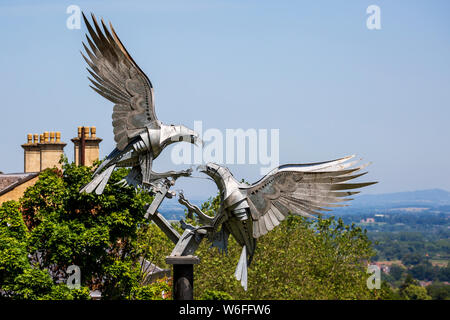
[[142, 179, 205, 300], [166, 256, 199, 300]]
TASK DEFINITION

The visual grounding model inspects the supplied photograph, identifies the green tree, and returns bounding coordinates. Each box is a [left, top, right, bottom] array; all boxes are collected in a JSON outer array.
[[426, 282, 450, 300], [437, 263, 450, 282], [401, 284, 431, 300], [398, 274, 431, 300], [187, 196, 380, 300], [201, 289, 233, 300], [131, 278, 171, 300], [402, 252, 426, 267], [372, 281, 402, 300], [0, 158, 156, 299], [389, 264, 406, 282]]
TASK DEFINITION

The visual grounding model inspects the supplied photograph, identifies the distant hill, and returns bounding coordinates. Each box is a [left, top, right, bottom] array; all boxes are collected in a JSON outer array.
[[157, 189, 450, 219], [333, 189, 450, 214], [349, 189, 450, 207], [158, 198, 205, 221]]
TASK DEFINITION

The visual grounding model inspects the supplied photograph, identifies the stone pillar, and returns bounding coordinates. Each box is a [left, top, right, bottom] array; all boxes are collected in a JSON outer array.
[[21, 134, 40, 173], [39, 131, 66, 171], [71, 126, 102, 166], [166, 256, 200, 300]]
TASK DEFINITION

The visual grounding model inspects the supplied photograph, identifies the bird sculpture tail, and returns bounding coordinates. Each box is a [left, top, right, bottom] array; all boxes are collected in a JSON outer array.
[[80, 165, 116, 195], [234, 246, 248, 291]]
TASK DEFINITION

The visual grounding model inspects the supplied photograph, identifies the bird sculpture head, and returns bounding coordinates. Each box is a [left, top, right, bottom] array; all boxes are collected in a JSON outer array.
[[148, 121, 203, 158], [197, 162, 234, 191], [197, 162, 248, 212], [163, 123, 202, 146], [197, 162, 222, 176]]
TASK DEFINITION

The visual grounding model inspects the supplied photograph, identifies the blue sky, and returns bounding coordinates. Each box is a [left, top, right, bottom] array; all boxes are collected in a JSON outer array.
[[0, 0, 449, 199]]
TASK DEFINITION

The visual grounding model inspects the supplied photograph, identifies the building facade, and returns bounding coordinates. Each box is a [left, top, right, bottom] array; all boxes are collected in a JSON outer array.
[[0, 127, 101, 205]]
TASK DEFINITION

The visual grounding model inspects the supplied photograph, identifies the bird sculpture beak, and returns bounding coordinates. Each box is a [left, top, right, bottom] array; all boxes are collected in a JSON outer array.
[[193, 134, 203, 147], [160, 124, 203, 148]]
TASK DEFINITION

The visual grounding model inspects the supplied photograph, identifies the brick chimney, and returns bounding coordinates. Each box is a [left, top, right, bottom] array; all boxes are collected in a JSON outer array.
[[21, 134, 40, 172], [21, 131, 66, 172], [71, 126, 102, 166]]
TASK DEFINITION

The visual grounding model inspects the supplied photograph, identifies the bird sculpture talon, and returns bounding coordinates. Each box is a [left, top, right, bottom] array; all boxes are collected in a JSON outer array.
[[180, 168, 193, 177], [165, 190, 176, 199], [178, 191, 187, 202], [115, 179, 128, 187], [182, 226, 213, 240]]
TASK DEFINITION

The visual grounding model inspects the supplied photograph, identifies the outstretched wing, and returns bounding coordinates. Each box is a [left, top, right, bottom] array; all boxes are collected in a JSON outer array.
[[241, 155, 377, 238], [81, 13, 157, 150]]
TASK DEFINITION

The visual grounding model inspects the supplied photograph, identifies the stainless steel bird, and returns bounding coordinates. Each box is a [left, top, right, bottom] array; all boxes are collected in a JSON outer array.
[[179, 155, 377, 290], [79, 13, 201, 194]]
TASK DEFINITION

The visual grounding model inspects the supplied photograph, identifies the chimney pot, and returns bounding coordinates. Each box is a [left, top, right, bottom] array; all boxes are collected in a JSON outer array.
[[72, 126, 102, 167], [33, 134, 38, 143], [56, 132, 61, 143], [39, 134, 44, 143], [50, 132, 55, 143], [27, 134, 32, 144], [44, 132, 49, 143]]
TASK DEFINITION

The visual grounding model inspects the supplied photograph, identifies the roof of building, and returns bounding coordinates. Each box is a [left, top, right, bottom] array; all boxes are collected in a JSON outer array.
[[139, 258, 171, 285], [0, 172, 39, 196]]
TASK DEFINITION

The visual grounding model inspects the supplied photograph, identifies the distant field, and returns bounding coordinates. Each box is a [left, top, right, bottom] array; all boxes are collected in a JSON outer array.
[[430, 259, 449, 267], [376, 260, 404, 267], [357, 222, 387, 225]]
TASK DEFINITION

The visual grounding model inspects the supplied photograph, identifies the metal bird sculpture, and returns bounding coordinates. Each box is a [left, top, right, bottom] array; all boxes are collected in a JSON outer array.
[[178, 155, 377, 290], [79, 13, 201, 194]]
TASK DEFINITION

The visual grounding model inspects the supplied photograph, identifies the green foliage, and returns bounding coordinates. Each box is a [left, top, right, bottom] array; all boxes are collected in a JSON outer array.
[[359, 213, 449, 269], [132, 278, 171, 300], [189, 196, 379, 300], [5, 156, 437, 300], [426, 282, 450, 300], [372, 281, 402, 300], [0, 157, 154, 299], [200, 289, 233, 300], [3, 268, 54, 299], [40, 285, 91, 300], [402, 252, 426, 267], [398, 274, 432, 300], [389, 264, 406, 281], [0, 201, 52, 299], [136, 222, 174, 271], [401, 284, 431, 300], [0, 201, 28, 240]]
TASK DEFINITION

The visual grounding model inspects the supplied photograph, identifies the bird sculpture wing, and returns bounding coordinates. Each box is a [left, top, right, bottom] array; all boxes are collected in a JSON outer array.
[[240, 155, 377, 238], [82, 13, 157, 151]]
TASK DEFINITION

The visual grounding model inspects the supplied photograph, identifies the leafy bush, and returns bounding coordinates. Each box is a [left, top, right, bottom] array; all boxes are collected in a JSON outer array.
[[399, 274, 431, 300], [200, 289, 233, 300], [132, 278, 171, 300], [0, 157, 153, 299], [426, 282, 450, 300]]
